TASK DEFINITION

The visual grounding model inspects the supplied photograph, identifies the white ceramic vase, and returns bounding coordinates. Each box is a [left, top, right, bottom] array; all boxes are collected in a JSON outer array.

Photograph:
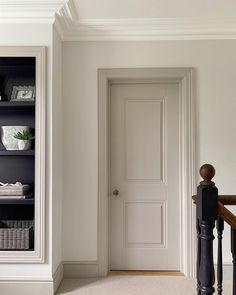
[[18, 140, 31, 151], [1, 126, 30, 150]]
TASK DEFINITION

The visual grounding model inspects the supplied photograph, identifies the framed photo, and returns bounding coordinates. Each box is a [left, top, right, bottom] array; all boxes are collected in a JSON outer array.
[[11, 86, 35, 101]]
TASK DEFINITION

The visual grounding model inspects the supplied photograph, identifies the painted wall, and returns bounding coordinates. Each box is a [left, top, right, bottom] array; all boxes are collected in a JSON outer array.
[[0, 23, 57, 280], [76, 0, 236, 19], [62, 40, 236, 264]]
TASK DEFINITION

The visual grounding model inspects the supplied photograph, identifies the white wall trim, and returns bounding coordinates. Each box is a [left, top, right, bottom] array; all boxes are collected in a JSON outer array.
[[98, 68, 196, 278], [0, 0, 78, 41], [53, 263, 63, 292], [222, 264, 233, 281], [0, 47, 46, 263], [0, 263, 63, 293], [62, 17, 236, 41], [0, 280, 53, 295], [0, 0, 70, 37], [59, 262, 234, 280], [2, 1, 236, 41], [0, 276, 52, 282], [0, 0, 68, 21], [63, 261, 99, 278], [55, 0, 78, 39]]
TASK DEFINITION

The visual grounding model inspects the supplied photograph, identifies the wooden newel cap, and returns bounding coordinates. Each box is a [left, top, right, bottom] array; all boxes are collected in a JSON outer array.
[[199, 164, 215, 186]]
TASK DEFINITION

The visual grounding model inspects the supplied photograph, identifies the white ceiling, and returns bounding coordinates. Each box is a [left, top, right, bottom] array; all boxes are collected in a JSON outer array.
[[74, 0, 236, 19]]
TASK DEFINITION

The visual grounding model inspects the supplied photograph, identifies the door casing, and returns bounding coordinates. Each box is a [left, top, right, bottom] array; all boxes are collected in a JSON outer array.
[[98, 68, 196, 277]]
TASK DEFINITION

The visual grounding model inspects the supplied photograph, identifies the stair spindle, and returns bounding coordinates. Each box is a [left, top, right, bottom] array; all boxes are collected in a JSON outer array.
[[231, 228, 236, 295], [217, 217, 224, 295]]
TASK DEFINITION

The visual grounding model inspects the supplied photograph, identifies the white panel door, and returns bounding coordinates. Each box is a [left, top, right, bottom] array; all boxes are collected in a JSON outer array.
[[110, 82, 180, 271]]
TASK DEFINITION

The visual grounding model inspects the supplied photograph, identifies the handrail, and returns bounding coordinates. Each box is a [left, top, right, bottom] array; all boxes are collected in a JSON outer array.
[[218, 195, 236, 205], [192, 195, 236, 228], [218, 201, 236, 230], [192, 195, 236, 205]]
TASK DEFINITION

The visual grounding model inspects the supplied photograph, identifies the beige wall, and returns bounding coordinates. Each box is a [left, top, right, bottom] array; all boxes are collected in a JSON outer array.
[[62, 40, 236, 264]]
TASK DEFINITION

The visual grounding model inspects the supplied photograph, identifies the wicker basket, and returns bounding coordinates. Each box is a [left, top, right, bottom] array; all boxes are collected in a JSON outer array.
[[0, 220, 34, 250]]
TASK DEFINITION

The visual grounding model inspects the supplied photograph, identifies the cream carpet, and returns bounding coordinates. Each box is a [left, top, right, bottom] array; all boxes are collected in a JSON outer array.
[[57, 276, 233, 295]]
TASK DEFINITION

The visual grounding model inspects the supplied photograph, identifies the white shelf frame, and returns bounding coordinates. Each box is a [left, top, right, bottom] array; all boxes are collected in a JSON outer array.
[[0, 46, 46, 263]]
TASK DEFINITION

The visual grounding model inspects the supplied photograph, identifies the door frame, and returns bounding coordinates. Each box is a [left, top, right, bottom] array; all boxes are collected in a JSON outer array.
[[98, 68, 196, 277]]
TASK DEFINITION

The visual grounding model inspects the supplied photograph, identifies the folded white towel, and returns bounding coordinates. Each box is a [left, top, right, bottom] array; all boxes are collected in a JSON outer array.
[[0, 182, 23, 187], [0, 184, 30, 196]]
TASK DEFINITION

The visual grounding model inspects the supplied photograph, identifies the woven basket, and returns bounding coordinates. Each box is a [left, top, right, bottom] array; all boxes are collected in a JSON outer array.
[[0, 220, 34, 250]]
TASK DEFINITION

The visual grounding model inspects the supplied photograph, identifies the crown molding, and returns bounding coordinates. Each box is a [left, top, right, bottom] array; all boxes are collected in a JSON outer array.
[[0, 0, 69, 23], [1, 2, 236, 41], [55, 0, 78, 38], [61, 17, 236, 41]]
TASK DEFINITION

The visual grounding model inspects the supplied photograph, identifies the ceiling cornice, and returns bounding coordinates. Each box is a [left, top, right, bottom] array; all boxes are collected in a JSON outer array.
[[55, 0, 78, 37], [0, 0, 69, 23], [1, 1, 236, 41], [60, 17, 236, 41]]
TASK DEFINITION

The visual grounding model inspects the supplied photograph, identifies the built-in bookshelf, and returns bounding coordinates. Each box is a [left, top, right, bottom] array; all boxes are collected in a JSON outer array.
[[0, 57, 35, 251]]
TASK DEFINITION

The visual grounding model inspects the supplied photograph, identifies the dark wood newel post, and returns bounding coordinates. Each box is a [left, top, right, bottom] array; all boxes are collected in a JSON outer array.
[[197, 164, 218, 295]]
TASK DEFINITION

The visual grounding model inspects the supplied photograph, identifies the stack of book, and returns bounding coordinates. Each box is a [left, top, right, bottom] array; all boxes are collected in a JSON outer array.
[[0, 183, 31, 199]]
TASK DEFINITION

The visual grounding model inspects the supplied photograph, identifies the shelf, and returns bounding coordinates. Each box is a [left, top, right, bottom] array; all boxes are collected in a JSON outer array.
[[0, 198, 34, 205], [0, 248, 34, 251], [0, 150, 34, 156], [0, 101, 35, 110]]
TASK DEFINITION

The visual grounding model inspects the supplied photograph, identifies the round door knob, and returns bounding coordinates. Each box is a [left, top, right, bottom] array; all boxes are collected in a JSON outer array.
[[113, 189, 119, 196]]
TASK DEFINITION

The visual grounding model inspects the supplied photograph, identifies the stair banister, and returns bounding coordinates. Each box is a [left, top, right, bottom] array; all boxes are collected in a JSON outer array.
[[194, 164, 236, 295], [196, 164, 218, 295]]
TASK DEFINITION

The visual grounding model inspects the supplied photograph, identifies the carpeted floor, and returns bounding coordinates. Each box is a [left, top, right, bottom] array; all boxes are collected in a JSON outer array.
[[57, 276, 233, 295]]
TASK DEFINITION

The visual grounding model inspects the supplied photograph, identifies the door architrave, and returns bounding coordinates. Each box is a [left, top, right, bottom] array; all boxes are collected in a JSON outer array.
[[98, 68, 196, 277]]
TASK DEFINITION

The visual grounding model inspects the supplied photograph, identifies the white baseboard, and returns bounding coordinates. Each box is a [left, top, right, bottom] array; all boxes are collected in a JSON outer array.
[[0, 263, 63, 295], [223, 264, 233, 280], [62, 262, 233, 281], [63, 261, 99, 278], [0, 281, 53, 295], [0, 262, 231, 293], [53, 263, 64, 293]]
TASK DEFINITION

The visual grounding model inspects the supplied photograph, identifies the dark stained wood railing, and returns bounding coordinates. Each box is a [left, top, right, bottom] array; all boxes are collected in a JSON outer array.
[[218, 202, 236, 229], [218, 196, 236, 205], [193, 164, 236, 295]]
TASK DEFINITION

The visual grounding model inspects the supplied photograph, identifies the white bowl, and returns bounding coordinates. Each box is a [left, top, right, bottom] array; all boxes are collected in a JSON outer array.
[[1, 126, 30, 150]]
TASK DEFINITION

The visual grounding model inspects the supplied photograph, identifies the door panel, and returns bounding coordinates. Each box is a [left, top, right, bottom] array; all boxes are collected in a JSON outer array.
[[110, 82, 180, 271], [125, 99, 162, 181], [125, 201, 164, 246]]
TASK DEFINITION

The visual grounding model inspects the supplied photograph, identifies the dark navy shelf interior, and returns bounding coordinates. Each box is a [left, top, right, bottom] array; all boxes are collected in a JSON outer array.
[[0, 150, 35, 156], [0, 198, 34, 205], [0, 101, 35, 110], [0, 57, 36, 251]]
